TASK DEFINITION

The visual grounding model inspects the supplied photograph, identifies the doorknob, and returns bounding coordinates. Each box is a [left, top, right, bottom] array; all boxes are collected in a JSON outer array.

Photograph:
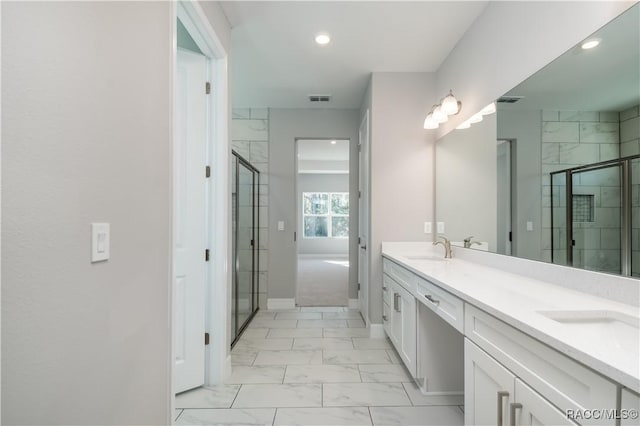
[[360, 244, 367, 250]]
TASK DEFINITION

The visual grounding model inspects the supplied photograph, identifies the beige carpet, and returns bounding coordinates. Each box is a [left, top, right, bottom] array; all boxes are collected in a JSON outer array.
[[297, 256, 349, 306]]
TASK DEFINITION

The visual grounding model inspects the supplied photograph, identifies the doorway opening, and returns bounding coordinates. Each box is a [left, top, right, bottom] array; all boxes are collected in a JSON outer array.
[[497, 139, 514, 256], [295, 139, 350, 306]]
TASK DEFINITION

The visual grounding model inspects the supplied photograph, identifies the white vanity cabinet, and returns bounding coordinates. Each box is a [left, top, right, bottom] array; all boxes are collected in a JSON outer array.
[[465, 338, 515, 426], [387, 274, 417, 376], [621, 389, 640, 426]]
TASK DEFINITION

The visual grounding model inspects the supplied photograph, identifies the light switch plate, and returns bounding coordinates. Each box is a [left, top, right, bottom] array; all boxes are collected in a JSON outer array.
[[526, 221, 533, 231], [277, 221, 285, 231], [437, 222, 445, 234], [91, 223, 110, 262], [424, 222, 432, 234]]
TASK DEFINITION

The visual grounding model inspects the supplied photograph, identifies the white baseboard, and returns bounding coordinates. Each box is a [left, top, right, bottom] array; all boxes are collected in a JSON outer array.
[[369, 323, 386, 338], [267, 298, 296, 310], [348, 298, 359, 309]]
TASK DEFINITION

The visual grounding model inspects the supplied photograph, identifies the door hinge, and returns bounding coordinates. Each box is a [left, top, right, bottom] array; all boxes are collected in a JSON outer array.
[[358, 144, 362, 152], [508, 231, 512, 242], [358, 283, 361, 291], [358, 191, 361, 198], [205, 82, 211, 95], [205, 165, 211, 178], [205, 249, 210, 261], [358, 237, 361, 245], [204, 332, 210, 345]]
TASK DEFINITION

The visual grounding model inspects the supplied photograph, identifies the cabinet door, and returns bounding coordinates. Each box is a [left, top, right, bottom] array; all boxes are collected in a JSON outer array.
[[621, 388, 640, 426], [514, 379, 577, 426], [390, 281, 402, 350], [465, 338, 515, 426], [397, 282, 417, 376], [382, 301, 391, 336]]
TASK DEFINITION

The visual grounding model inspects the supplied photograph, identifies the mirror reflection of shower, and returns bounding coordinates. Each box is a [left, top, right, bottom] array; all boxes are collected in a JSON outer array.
[[296, 139, 350, 306], [550, 155, 639, 278]]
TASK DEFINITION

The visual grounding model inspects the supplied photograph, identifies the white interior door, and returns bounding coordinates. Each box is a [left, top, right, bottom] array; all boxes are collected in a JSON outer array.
[[358, 111, 370, 324], [174, 48, 207, 393], [496, 140, 512, 256]]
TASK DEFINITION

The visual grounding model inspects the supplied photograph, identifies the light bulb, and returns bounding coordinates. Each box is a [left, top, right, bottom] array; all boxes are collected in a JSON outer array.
[[581, 39, 600, 50], [468, 113, 483, 124], [432, 105, 448, 123], [456, 121, 471, 130], [480, 102, 496, 115], [315, 33, 331, 45], [423, 113, 438, 129], [441, 91, 460, 115]]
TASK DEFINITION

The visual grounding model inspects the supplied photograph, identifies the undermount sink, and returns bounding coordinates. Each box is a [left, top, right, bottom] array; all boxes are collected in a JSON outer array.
[[537, 309, 639, 353]]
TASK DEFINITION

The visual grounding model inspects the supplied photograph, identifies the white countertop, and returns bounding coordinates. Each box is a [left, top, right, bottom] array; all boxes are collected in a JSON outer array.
[[381, 243, 640, 393]]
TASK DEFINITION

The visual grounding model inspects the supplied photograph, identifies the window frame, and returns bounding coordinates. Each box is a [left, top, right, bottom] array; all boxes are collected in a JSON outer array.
[[302, 191, 349, 239]]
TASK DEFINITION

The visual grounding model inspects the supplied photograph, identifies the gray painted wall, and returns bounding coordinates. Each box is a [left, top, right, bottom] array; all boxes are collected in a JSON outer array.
[[1, 1, 231, 424], [297, 174, 350, 255], [367, 72, 436, 324], [269, 109, 360, 300]]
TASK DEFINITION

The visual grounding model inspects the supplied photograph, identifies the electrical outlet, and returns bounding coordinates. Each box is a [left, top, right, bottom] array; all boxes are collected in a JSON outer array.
[[437, 222, 445, 234], [424, 222, 432, 234]]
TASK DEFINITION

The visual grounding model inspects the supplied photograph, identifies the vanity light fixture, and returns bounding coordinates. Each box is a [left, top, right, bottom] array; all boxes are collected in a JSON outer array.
[[432, 105, 448, 123], [441, 90, 461, 115], [423, 90, 462, 130], [479, 102, 496, 115], [315, 33, 331, 45], [581, 38, 601, 50], [423, 113, 439, 129]]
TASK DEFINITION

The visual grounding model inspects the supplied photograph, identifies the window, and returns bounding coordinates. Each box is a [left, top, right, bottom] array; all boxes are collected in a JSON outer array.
[[303, 192, 349, 238]]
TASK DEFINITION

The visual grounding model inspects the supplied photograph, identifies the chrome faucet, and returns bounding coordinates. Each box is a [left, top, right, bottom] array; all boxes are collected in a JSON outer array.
[[463, 236, 482, 249], [433, 236, 452, 259]]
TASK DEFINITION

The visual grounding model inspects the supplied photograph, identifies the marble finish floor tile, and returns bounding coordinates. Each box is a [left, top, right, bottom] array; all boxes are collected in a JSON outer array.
[[233, 338, 294, 351], [249, 319, 297, 329], [232, 384, 322, 408], [402, 382, 464, 406], [274, 407, 372, 425], [231, 351, 258, 366], [386, 350, 402, 364], [176, 386, 240, 409], [297, 319, 348, 328], [358, 364, 412, 382], [241, 328, 270, 339], [369, 406, 463, 425], [253, 350, 323, 365], [275, 312, 322, 320], [226, 365, 286, 384], [324, 349, 392, 365], [176, 408, 276, 425], [323, 311, 363, 320], [323, 383, 411, 407], [252, 312, 277, 320], [348, 319, 366, 328], [292, 337, 354, 350], [352, 338, 393, 350], [300, 306, 346, 312], [267, 328, 323, 338], [283, 364, 361, 383], [323, 328, 369, 338]]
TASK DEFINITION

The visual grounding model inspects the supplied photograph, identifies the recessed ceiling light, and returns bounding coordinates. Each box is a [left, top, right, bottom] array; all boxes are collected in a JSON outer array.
[[315, 33, 331, 45], [581, 39, 601, 50], [330, 140, 337, 145]]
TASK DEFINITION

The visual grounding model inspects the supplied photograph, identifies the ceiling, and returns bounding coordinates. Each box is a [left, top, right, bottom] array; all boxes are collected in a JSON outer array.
[[219, 1, 489, 109], [500, 3, 639, 112], [298, 139, 349, 173]]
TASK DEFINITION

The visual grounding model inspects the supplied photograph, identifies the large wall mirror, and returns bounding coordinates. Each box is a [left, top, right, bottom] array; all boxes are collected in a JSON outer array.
[[435, 3, 640, 278]]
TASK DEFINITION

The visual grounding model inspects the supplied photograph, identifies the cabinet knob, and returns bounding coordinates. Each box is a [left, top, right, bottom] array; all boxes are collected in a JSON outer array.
[[424, 294, 440, 306], [509, 402, 522, 426], [382, 315, 388, 321], [497, 391, 509, 426]]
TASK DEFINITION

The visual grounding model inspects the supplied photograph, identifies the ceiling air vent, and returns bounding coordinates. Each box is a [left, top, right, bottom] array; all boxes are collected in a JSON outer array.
[[497, 96, 524, 104], [308, 94, 332, 103]]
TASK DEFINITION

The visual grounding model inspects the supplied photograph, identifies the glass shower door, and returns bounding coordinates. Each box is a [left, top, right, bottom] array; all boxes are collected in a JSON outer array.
[[569, 164, 623, 275]]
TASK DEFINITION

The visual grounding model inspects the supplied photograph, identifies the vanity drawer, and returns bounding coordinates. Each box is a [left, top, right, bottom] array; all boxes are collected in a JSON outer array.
[[416, 277, 464, 333], [382, 274, 394, 307], [465, 304, 617, 425], [382, 258, 415, 292]]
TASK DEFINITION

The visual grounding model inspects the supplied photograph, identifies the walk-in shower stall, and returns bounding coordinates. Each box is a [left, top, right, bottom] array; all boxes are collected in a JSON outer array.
[[231, 151, 260, 346], [550, 155, 639, 278]]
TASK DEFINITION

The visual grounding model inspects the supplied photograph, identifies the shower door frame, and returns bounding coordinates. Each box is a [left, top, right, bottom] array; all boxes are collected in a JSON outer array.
[[231, 150, 261, 346], [550, 154, 637, 276]]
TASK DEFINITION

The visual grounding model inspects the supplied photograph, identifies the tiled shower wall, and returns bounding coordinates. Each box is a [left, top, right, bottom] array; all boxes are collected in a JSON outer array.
[[621, 105, 640, 277], [232, 108, 269, 309], [541, 110, 621, 273]]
